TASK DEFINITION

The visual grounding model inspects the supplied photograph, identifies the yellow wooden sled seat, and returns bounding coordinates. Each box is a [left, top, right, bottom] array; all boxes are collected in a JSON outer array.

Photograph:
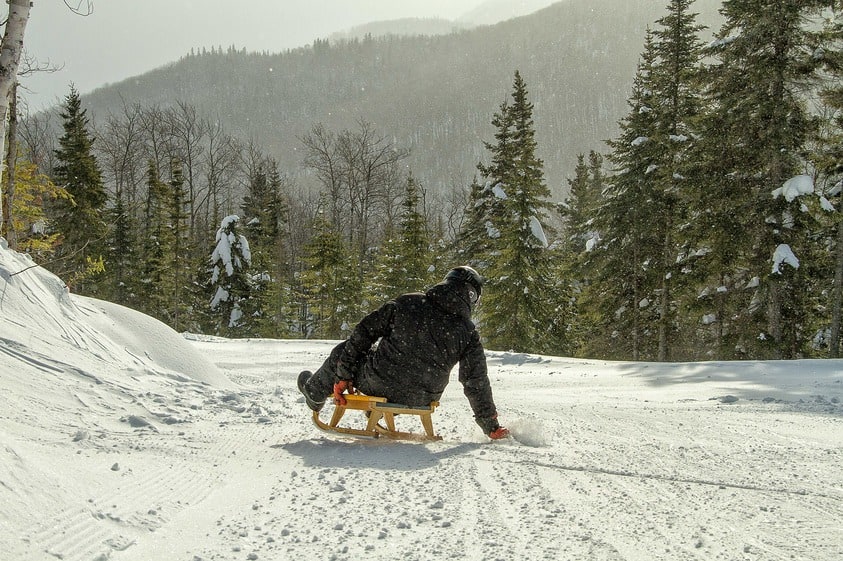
[[312, 393, 441, 441]]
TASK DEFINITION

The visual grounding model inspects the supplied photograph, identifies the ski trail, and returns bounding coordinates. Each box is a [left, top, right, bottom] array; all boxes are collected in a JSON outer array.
[[24, 404, 266, 561]]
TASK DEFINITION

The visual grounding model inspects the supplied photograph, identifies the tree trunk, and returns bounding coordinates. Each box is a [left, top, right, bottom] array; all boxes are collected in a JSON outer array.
[[0, 0, 31, 226], [2, 83, 17, 248]]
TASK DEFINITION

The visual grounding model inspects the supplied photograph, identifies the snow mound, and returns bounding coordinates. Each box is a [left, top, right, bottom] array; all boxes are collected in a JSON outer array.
[[0, 239, 230, 388]]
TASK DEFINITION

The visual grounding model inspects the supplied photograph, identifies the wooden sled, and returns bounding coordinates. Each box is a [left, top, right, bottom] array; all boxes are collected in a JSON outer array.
[[312, 393, 442, 441]]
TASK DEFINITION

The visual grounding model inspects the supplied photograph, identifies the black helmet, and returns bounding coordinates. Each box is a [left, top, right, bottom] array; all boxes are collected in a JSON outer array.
[[444, 266, 483, 300]]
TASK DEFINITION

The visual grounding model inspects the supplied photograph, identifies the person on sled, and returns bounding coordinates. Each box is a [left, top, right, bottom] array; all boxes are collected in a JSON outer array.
[[298, 265, 510, 440]]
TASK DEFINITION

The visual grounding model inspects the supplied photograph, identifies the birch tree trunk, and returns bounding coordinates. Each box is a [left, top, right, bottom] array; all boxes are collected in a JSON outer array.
[[0, 0, 32, 227]]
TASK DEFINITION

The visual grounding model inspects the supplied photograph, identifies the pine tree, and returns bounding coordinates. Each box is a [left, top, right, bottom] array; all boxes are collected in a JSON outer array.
[[476, 71, 569, 354], [687, 0, 828, 359], [649, 0, 706, 360], [242, 160, 292, 336], [168, 158, 191, 331], [208, 215, 254, 337], [370, 174, 434, 303], [561, 151, 604, 262], [585, 32, 663, 360], [49, 85, 108, 294], [138, 160, 174, 320], [454, 177, 502, 272], [560, 151, 604, 356], [299, 204, 357, 339], [585, 1, 705, 361], [104, 195, 136, 306], [815, 5, 843, 356]]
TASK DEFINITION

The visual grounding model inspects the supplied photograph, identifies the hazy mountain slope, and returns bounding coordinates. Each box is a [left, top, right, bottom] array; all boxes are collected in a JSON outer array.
[[328, 17, 471, 42], [79, 0, 723, 198], [456, 0, 562, 26]]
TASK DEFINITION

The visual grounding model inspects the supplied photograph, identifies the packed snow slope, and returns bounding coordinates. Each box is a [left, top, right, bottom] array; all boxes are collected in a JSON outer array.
[[1, 239, 841, 561]]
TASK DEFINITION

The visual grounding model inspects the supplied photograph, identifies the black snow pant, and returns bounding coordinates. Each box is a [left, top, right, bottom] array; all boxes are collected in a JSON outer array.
[[303, 341, 381, 401]]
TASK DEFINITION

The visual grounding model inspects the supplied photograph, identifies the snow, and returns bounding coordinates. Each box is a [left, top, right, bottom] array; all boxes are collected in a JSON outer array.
[[212, 215, 252, 278], [772, 243, 800, 274], [772, 174, 814, 203], [528, 215, 548, 248], [490, 182, 508, 200], [1, 239, 842, 561]]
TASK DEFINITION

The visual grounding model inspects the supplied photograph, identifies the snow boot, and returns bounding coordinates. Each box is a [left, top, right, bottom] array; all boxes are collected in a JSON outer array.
[[297, 371, 325, 412]]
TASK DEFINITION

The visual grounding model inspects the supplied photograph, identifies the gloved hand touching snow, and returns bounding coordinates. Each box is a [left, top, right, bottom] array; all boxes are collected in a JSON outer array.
[[489, 426, 510, 440], [477, 413, 509, 440]]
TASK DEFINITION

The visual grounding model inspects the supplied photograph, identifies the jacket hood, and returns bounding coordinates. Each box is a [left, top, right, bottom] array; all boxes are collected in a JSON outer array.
[[426, 281, 473, 319]]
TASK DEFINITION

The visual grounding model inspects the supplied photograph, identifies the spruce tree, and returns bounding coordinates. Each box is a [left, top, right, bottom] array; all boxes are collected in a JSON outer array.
[[816, 6, 843, 356], [138, 160, 175, 321], [370, 174, 434, 303], [586, 1, 705, 361], [104, 195, 136, 306], [687, 0, 828, 359], [560, 151, 604, 357], [208, 215, 254, 337], [476, 71, 569, 354], [168, 158, 191, 331], [49, 85, 108, 294], [585, 32, 663, 360], [299, 204, 358, 339], [242, 160, 292, 337]]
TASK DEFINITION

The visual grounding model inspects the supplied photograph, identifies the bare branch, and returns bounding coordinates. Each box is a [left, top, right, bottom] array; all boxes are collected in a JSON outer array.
[[64, 1, 94, 16]]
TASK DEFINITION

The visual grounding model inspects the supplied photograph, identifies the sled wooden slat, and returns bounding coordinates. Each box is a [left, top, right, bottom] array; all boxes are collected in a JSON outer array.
[[312, 393, 441, 441]]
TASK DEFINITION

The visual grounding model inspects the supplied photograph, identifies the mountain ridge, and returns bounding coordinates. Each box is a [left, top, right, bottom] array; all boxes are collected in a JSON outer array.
[[73, 0, 723, 199]]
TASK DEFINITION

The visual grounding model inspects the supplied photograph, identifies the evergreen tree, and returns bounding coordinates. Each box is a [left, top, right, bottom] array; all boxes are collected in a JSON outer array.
[[299, 204, 358, 339], [560, 151, 604, 356], [208, 215, 254, 337], [586, 1, 705, 361], [168, 158, 191, 331], [585, 32, 663, 360], [649, 0, 706, 360], [815, 5, 843, 356], [49, 85, 108, 294], [476, 70, 570, 354], [370, 174, 435, 304], [454, 177, 501, 272], [241, 160, 292, 336], [138, 160, 174, 320], [104, 195, 136, 306], [687, 0, 828, 359]]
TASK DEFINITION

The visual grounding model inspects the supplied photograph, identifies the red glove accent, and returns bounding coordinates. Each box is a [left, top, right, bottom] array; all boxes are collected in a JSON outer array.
[[333, 380, 353, 405], [489, 427, 510, 440]]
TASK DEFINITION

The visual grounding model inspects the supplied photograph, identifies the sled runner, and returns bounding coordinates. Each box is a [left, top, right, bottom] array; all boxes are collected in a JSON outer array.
[[312, 393, 442, 441]]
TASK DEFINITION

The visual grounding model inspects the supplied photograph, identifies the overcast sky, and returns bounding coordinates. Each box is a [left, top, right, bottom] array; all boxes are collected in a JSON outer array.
[[19, 0, 529, 112]]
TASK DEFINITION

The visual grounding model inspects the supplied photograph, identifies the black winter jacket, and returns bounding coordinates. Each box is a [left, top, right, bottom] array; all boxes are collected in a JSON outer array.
[[337, 280, 499, 431]]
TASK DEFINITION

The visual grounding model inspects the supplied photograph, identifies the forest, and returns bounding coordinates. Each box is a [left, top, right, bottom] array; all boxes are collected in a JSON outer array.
[[2, 0, 842, 361]]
